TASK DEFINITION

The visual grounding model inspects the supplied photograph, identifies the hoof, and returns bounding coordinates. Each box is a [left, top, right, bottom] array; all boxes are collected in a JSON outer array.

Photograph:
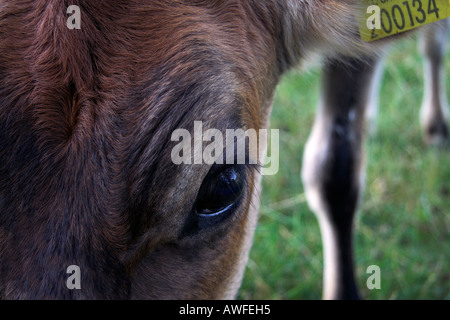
[[423, 121, 449, 147]]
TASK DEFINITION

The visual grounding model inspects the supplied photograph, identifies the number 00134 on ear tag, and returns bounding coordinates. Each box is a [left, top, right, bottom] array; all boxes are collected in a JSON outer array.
[[359, 0, 450, 42]]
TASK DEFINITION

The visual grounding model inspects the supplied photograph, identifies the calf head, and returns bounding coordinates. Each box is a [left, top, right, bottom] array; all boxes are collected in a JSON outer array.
[[0, 0, 379, 299]]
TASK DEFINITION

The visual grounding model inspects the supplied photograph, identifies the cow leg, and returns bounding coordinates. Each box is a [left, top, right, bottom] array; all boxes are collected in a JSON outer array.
[[302, 56, 382, 300], [419, 19, 449, 146], [365, 54, 385, 136]]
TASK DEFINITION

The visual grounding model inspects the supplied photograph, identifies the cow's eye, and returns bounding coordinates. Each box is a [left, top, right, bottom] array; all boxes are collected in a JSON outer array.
[[195, 166, 244, 217]]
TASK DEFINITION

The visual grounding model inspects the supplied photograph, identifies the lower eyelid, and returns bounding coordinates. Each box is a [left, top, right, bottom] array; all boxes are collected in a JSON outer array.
[[197, 203, 234, 218]]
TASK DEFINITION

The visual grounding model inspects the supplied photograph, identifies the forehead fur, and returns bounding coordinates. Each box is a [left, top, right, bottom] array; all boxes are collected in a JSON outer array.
[[0, 0, 278, 298]]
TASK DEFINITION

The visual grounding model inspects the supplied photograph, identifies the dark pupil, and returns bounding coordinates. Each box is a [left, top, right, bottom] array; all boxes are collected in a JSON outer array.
[[196, 168, 244, 215]]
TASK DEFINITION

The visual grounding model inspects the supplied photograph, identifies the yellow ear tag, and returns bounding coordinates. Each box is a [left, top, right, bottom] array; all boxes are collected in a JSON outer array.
[[359, 0, 450, 42]]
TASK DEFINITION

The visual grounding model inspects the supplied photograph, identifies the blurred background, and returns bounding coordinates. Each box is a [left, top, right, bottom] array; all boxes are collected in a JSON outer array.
[[238, 33, 450, 300]]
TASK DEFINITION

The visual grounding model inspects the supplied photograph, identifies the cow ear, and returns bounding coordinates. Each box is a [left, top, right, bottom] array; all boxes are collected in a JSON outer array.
[[274, 0, 385, 68]]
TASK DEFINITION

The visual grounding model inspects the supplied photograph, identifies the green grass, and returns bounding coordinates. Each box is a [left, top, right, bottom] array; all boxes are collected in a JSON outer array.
[[238, 35, 450, 300]]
